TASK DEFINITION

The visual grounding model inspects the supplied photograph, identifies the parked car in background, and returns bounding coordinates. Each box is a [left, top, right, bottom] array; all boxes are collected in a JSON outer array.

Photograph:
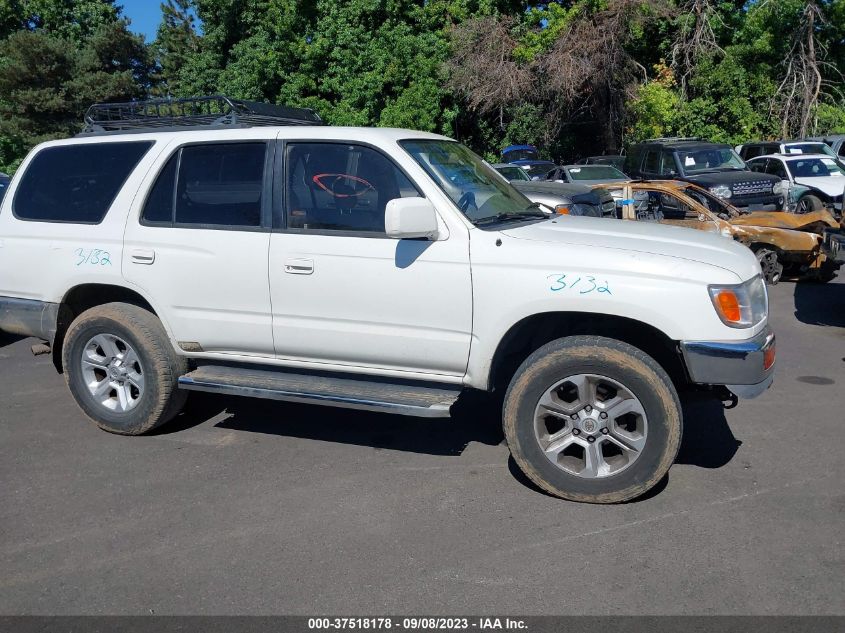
[[746, 154, 845, 216], [736, 140, 837, 161], [601, 180, 840, 283], [625, 138, 784, 212], [808, 134, 845, 160], [545, 164, 629, 186], [500, 144, 556, 179], [575, 155, 626, 171], [0, 173, 9, 203], [493, 164, 614, 217]]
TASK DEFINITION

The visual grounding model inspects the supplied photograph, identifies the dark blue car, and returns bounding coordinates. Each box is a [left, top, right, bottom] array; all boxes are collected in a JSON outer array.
[[501, 144, 556, 180], [0, 173, 9, 204]]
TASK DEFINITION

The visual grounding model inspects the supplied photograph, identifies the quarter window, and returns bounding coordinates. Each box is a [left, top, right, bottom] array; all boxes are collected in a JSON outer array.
[[285, 143, 420, 233], [14, 142, 152, 223]]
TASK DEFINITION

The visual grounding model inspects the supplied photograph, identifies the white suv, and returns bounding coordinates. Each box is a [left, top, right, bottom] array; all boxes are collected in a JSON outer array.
[[0, 97, 775, 503]]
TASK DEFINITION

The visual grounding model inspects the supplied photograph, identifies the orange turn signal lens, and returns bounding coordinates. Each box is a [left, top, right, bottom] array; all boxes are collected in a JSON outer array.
[[555, 205, 570, 215], [763, 342, 776, 370], [714, 290, 741, 323]]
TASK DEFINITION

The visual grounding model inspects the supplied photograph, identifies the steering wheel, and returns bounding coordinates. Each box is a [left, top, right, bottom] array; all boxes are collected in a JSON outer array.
[[458, 191, 478, 214]]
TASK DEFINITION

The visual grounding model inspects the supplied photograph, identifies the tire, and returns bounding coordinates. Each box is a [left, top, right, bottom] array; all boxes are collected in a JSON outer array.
[[503, 336, 682, 503], [754, 247, 783, 285], [62, 302, 188, 435], [796, 194, 823, 214]]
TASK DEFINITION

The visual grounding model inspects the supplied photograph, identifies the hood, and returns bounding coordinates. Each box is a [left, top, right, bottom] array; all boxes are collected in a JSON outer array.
[[512, 180, 611, 206], [731, 209, 839, 231], [684, 170, 780, 187], [793, 176, 845, 198], [501, 216, 759, 280]]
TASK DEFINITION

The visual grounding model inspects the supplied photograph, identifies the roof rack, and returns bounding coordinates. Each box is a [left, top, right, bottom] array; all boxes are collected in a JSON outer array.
[[81, 95, 323, 135], [643, 137, 705, 143]]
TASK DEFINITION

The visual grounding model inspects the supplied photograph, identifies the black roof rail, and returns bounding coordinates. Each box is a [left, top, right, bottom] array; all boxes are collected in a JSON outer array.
[[643, 136, 706, 143], [80, 95, 323, 135]]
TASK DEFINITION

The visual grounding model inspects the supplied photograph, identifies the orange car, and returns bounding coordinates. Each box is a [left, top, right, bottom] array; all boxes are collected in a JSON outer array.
[[597, 180, 840, 284]]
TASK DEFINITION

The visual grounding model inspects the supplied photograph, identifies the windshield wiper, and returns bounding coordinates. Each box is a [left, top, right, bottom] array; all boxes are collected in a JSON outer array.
[[472, 204, 548, 226]]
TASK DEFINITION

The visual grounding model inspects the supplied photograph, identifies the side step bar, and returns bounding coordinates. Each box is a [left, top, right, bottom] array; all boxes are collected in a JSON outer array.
[[177, 365, 461, 418]]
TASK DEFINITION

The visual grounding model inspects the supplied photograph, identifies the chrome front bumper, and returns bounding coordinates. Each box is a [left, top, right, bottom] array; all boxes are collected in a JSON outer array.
[[680, 326, 776, 399], [0, 296, 60, 343]]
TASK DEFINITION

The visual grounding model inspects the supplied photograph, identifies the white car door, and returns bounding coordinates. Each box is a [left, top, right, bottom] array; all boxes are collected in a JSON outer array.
[[123, 139, 275, 356], [268, 140, 472, 377]]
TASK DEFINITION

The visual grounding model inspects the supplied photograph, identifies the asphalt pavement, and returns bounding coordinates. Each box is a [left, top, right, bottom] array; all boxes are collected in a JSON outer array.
[[1, 279, 843, 615]]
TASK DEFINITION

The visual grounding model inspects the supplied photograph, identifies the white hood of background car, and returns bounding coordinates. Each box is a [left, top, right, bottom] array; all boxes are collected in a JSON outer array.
[[500, 216, 761, 281], [793, 176, 845, 198]]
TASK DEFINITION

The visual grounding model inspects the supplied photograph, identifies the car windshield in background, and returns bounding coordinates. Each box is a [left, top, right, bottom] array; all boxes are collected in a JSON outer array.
[[503, 149, 539, 161], [678, 148, 745, 173], [787, 157, 845, 178], [401, 140, 544, 226], [785, 143, 836, 157], [567, 166, 627, 181], [0, 176, 9, 203], [495, 165, 530, 181]]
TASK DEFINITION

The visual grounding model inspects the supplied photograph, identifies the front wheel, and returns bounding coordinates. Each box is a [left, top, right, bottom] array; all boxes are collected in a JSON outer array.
[[503, 336, 682, 503], [796, 194, 823, 214], [754, 247, 783, 285], [62, 302, 188, 435]]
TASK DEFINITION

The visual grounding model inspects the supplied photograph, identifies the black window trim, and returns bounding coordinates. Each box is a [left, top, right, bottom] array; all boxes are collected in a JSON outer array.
[[12, 140, 155, 225], [139, 139, 274, 233], [275, 139, 425, 239]]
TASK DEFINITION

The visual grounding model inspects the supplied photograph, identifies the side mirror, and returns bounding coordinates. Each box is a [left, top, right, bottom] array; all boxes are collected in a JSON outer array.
[[385, 197, 439, 240]]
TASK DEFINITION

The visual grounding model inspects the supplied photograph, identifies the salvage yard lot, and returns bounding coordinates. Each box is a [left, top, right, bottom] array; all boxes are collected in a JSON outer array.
[[1, 279, 843, 616]]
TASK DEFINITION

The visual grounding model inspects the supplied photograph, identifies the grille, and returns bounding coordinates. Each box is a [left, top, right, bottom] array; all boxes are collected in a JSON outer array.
[[732, 181, 772, 196]]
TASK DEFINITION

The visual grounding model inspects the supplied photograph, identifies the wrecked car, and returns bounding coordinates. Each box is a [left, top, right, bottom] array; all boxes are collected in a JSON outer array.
[[600, 180, 840, 284]]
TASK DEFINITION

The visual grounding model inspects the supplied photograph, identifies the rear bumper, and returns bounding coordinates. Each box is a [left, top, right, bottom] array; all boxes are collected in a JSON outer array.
[[680, 326, 776, 400], [0, 296, 60, 343]]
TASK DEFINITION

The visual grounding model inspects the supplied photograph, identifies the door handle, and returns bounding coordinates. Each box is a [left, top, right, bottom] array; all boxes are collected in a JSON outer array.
[[284, 258, 314, 275], [131, 249, 156, 265]]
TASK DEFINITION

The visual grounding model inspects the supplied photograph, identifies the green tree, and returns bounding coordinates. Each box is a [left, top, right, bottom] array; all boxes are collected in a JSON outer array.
[[0, 3, 153, 173], [153, 0, 199, 96]]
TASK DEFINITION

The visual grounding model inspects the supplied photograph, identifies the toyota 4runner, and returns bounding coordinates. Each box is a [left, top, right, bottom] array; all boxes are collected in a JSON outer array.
[[0, 97, 775, 503]]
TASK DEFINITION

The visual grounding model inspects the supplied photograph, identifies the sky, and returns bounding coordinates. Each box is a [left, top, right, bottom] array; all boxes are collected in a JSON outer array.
[[119, 0, 164, 42]]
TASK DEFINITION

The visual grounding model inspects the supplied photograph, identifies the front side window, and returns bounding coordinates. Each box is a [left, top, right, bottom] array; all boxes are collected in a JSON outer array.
[[142, 142, 267, 227], [285, 143, 420, 233], [14, 142, 152, 223], [659, 152, 678, 176], [642, 150, 660, 173], [765, 159, 787, 179], [401, 140, 543, 227], [676, 148, 745, 173]]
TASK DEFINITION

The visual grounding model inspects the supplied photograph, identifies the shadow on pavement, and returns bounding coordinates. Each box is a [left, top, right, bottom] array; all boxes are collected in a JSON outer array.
[[156, 388, 505, 457], [676, 392, 741, 469], [793, 280, 845, 328], [0, 331, 25, 349]]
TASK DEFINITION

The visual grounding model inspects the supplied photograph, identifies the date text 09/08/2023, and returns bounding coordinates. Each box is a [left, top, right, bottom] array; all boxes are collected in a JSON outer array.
[[307, 617, 528, 630]]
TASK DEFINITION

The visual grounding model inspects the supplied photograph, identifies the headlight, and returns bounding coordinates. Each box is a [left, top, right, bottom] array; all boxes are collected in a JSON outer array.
[[772, 181, 783, 195], [708, 275, 768, 328], [709, 185, 732, 199]]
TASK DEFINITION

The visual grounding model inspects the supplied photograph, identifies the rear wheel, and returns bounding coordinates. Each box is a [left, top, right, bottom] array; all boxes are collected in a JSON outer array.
[[754, 247, 783, 285], [503, 336, 682, 503], [62, 303, 188, 435]]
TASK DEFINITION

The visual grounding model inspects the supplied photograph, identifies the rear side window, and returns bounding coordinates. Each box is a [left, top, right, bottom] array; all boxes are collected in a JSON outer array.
[[142, 143, 267, 228], [13, 142, 152, 223]]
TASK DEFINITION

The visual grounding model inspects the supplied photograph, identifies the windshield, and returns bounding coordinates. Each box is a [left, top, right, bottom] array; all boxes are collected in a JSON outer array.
[[401, 140, 543, 225], [784, 143, 836, 157], [502, 148, 539, 162], [495, 165, 531, 181], [787, 157, 845, 178], [677, 148, 745, 173], [566, 165, 627, 181], [0, 176, 8, 204]]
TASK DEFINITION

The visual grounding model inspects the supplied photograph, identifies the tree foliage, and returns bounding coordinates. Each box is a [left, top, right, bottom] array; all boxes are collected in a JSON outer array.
[[0, 0, 843, 173]]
